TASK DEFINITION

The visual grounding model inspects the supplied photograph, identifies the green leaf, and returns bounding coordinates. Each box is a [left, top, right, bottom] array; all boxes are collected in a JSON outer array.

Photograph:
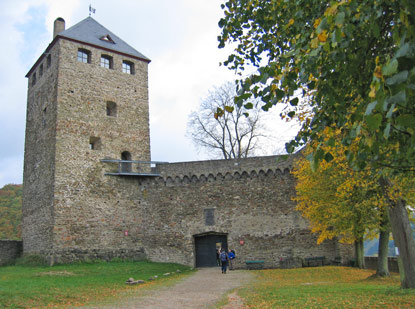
[[260, 73, 269, 84], [327, 137, 335, 147], [396, 114, 415, 128], [335, 12, 345, 26], [290, 97, 299, 106], [382, 59, 398, 76], [324, 152, 334, 162], [224, 105, 234, 113], [244, 102, 254, 109], [287, 111, 296, 118], [364, 101, 378, 116], [384, 122, 391, 138], [395, 43, 411, 58], [275, 89, 285, 100], [388, 91, 406, 105], [386, 103, 395, 118], [385, 70, 408, 85], [365, 114, 382, 130]]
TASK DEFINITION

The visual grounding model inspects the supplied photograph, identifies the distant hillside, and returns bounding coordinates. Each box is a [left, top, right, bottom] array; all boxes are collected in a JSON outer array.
[[0, 184, 22, 240]]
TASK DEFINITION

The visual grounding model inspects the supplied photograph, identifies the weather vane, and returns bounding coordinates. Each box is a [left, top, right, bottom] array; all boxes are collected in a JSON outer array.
[[89, 4, 96, 16]]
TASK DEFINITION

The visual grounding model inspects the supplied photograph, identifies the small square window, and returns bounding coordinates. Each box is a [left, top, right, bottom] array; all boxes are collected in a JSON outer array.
[[122, 61, 135, 75], [89, 136, 101, 150], [78, 49, 91, 63], [100, 55, 113, 69], [106, 101, 117, 117]]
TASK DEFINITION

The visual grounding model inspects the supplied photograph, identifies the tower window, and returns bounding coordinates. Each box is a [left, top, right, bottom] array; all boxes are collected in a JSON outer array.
[[89, 136, 101, 150], [77, 49, 91, 63], [32, 73, 37, 86], [106, 101, 117, 117], [47, 54, 51, 68], [39, 64, 44, 77], [122, 61, 134, 75], [121, 151, 132, 172], [100, 55, 113, 69], [42, 107, 47, 128]]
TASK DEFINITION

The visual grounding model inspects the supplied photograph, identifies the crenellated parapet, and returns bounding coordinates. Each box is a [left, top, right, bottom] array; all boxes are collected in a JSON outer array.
[[139, 154, 299, 187]]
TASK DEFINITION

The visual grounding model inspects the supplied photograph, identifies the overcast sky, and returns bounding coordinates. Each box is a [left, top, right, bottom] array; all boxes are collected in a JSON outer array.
[[0, 0, 299, 187]]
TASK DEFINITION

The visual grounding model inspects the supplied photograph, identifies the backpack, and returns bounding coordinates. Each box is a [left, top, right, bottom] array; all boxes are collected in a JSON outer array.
[[220, 251, 227, 262]]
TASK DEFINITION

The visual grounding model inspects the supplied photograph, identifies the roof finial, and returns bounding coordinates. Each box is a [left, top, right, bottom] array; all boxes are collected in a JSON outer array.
[[89, 4, 96, 16]]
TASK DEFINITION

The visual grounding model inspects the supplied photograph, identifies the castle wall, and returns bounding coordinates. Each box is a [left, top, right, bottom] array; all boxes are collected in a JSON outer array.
[[139, 155, 354, 268]]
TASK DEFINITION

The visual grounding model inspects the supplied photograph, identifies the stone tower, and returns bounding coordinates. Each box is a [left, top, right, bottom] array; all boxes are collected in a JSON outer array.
[[22, 17, 151, 263]]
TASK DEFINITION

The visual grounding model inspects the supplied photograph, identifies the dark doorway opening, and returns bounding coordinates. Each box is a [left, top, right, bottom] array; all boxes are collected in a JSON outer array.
[[194, 233, 227, 267], [121, 151, 132, 172]]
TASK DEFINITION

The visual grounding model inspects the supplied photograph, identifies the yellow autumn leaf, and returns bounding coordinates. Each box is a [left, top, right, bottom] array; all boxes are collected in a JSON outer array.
[[313, 18, 321, 29], [310, 37, 319, 48], [373, 66, 383, 79], [369, 85, 376, 98], [318, 30, 328, 42]]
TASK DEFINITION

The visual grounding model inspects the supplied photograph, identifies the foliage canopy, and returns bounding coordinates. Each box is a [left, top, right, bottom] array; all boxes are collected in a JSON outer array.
[[218, 0, 415, 174], [0, 184, 22, 240]]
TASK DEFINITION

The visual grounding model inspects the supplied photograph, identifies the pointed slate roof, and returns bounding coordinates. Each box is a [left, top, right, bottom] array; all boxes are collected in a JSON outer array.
[[58, 17, 150, 62], [26, 17, 150, 77]]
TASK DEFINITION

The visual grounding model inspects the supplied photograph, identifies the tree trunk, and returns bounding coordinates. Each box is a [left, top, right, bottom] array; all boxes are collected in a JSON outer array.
[[355, 238, 365, 269], [379, 177, 415, 288], [377, 229, 390, 277]]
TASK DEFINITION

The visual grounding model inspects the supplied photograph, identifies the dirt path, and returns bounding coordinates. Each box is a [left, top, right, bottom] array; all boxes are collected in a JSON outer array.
[[86, 268, 253, 308]]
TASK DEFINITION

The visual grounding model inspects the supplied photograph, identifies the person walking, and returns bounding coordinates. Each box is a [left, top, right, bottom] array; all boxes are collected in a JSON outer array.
[[228, 249, 235, 270], [220, 249, 228, 274], [216, 248, 221, 266]]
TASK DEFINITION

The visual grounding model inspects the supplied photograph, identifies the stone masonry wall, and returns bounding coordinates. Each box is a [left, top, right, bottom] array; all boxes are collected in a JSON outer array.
[[138, 155, 354, 268], [23, 36, 151, 263], [48, 39, 150, 263], [22, 41, 60, 254]]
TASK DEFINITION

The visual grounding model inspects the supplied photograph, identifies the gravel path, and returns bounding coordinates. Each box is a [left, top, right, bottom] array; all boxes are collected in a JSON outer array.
[[86, 268, 253, 308]]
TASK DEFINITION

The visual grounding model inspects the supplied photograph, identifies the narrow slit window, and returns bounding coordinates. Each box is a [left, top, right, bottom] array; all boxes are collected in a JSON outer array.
[[42, 107, 47, 128], [32, 73, 37, 86], [47, 54, 51, 68]]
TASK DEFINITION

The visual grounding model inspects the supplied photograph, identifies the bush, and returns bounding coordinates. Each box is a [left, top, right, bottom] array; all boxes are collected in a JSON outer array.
[[14, 254, 48, 267]]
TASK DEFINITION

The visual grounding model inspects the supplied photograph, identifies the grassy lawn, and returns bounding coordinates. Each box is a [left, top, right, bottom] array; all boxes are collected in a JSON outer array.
[[0, 259, 194, 308], [236, 266, 415, 308]]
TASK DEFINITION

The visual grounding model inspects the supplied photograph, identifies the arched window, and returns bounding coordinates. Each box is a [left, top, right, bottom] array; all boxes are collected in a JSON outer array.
[[121, 151, 132, 172]]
